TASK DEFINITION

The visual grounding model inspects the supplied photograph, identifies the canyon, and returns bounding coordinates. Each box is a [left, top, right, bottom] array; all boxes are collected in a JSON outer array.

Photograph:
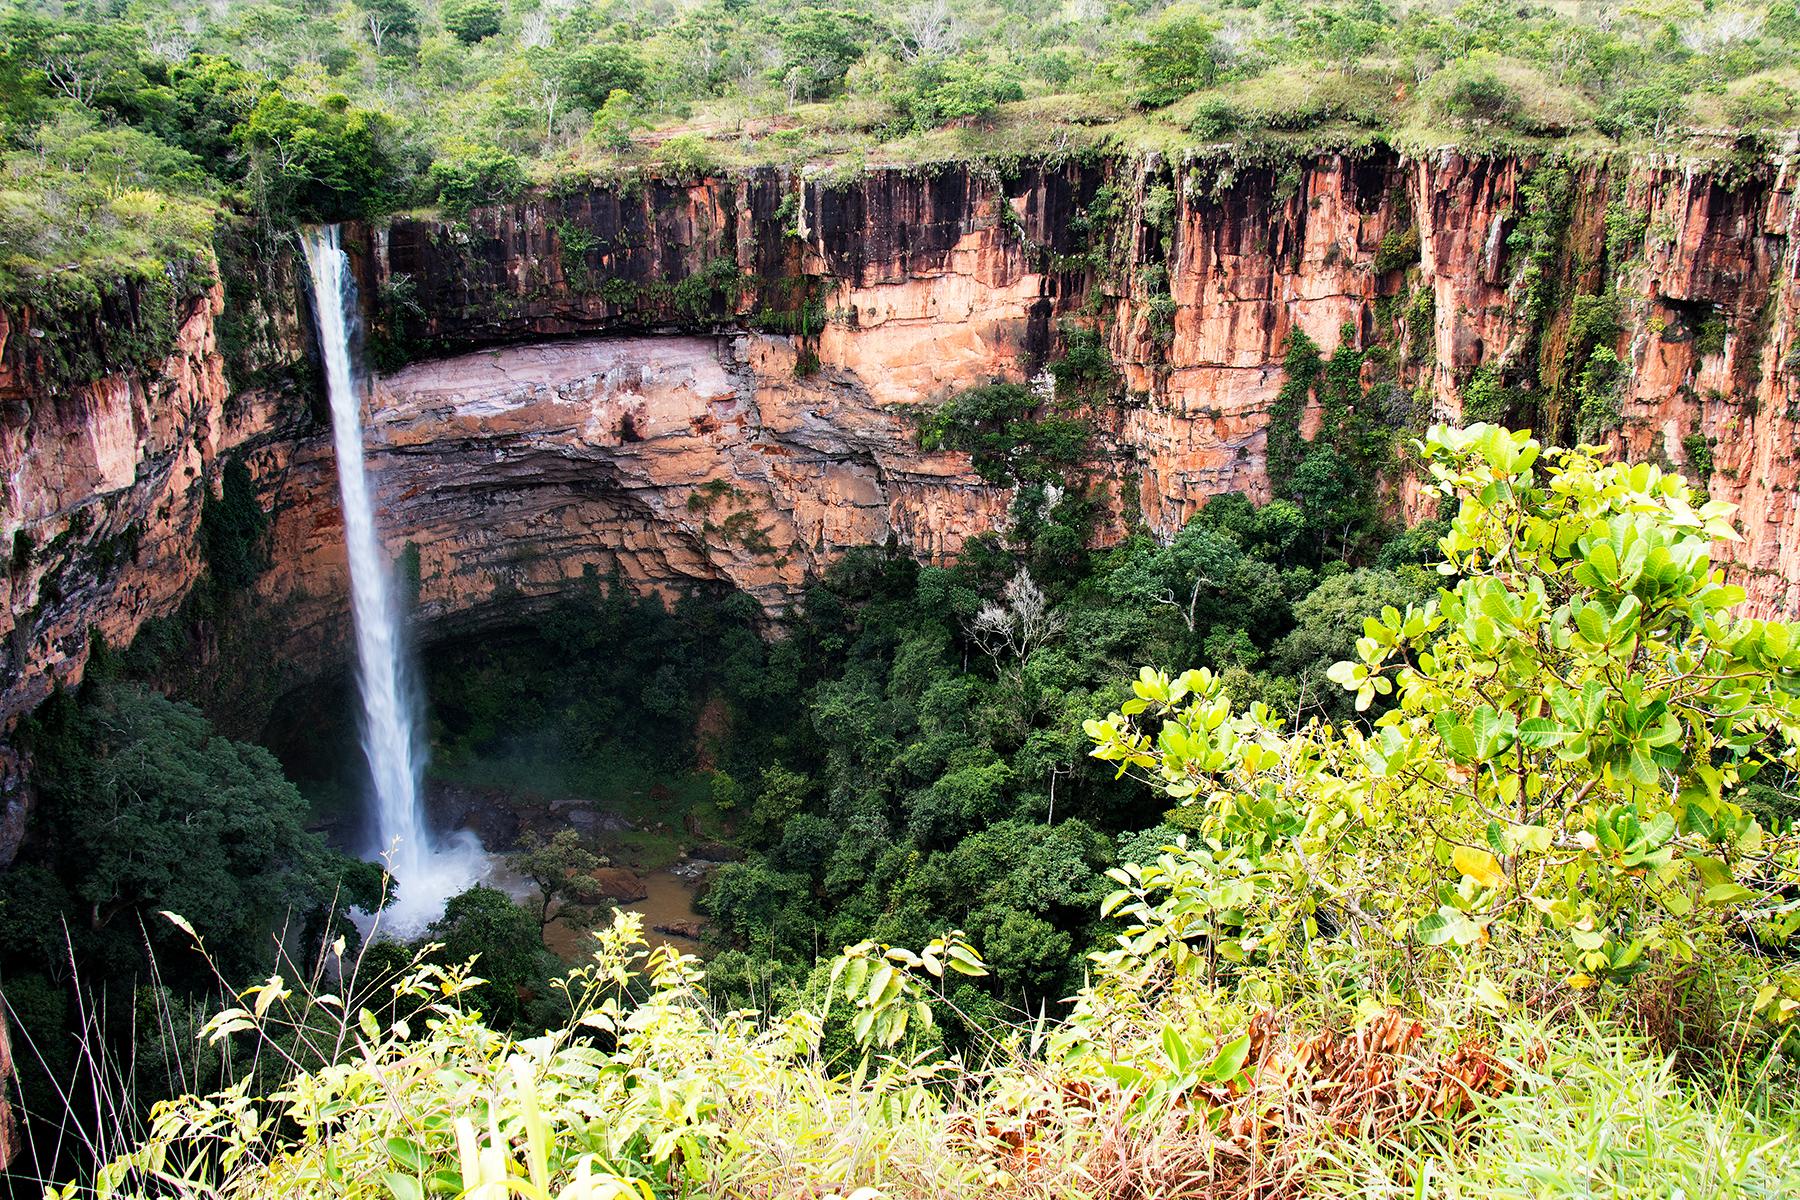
[[3, 145, 1799, 856]]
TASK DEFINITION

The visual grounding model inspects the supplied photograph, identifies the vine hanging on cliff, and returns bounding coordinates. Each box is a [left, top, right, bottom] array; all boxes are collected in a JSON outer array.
[[1266, 323, 1394, 553], [1266, 329, 1322, 491]]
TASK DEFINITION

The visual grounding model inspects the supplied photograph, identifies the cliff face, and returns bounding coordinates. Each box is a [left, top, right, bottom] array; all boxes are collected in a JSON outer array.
[[1, 288, 232, 856], [259, 333, 1001, 655], [4, 149, 1799, 767], [0, 1003, 14, 1173]]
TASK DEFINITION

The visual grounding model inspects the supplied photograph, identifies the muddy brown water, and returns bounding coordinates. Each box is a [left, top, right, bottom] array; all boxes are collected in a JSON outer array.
[[541, 868, 708, 962]]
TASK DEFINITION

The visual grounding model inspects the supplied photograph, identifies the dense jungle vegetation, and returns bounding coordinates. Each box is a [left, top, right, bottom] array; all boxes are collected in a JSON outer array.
[[0, 315, 1445, 1170], [14, 425, 1800, 1197], [4, 0, 1800, 319]]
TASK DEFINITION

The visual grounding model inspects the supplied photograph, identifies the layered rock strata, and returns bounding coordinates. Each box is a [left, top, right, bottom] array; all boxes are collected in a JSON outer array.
[[259, 334, 1002, 653], [4, 148, 1799, 755]]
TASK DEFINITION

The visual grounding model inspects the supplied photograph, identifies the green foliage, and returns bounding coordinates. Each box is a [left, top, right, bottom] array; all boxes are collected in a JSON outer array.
[[1564, 291, 1624, 441], [671, 256, 744, 323], [427, 141, 526, 215], [12, 682, 374, 989], [1265, 325, 1393, 551], [357, 0, 421, 58], [1184, 68, 1390, 137], [1599, 82, 1690, 139], [1046, 322, 1115, 402], [1138, 264, 1178, 355], [1568, 291, 1621, 352], [1126, 6, 1223, 108], [916, 382, 1090, 485], [424, 572, 784, 783], [0, 255, 206, 394], [1267, 566, 1434, 721], [1374, 225, 1420, 274], [590, 89, 641, 151], [1728, 79, 1800, 129], [1428, 58, 1518, 126], [514, 829, 609, 931], [551, 43, 647, 111], [200, 457, 270, 594], [1605, 195, 1651, 266], [653, 133, 718, 181], [1683, 431, 1715, 489], [442, 0, 504, 45], [1461, 363, 1520, 426], [1572, 345, 1623, 441], [242, 92, 402, 223], [1509, 163, 1575, 335], [424, 885, 562, 1028], [1266, 328, 1321, 490], [892, 55, 1024, 131], [552, 218, 601, 290], [1090, 425, 1800, 1011], [1694, 308, 1729, 359]]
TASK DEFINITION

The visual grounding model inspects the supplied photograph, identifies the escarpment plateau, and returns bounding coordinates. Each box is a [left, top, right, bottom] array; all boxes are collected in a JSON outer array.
[[6, 147, 1800, 760]]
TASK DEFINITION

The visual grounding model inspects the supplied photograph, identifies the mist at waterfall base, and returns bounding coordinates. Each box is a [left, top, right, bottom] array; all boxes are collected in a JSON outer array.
[[300, 225, 490, 937]]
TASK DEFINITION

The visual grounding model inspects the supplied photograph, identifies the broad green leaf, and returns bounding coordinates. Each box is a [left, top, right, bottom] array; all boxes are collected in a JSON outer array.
[[1703, 883, 1756, 906], [387, 1139, 428, 1174], [1201, 1033, 1252, 1083], [1415, 911, 1456, 946]]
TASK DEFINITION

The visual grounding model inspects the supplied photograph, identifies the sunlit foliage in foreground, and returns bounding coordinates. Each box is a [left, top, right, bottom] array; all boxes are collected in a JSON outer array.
[[69, 427, 1800, 1197]]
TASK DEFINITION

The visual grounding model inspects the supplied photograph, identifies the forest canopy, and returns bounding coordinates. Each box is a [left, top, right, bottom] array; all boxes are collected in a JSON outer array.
[[4, 0, 1799, 309]]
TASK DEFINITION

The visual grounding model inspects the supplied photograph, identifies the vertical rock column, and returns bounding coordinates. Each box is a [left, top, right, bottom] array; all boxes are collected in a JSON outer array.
[[0, 1003, 17, 1173]]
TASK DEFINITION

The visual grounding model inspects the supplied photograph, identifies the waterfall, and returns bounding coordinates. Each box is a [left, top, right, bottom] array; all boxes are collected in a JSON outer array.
[[300, 225, 484, 935]]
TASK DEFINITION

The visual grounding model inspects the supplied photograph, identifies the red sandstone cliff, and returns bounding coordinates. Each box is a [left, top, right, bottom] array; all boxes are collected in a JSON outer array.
[[0, 1003, 14, 1174], [3, 149, 1799, 791]]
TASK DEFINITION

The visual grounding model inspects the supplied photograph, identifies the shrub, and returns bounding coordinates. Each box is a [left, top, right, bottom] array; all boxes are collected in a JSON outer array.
[[917, 382, 1090, 484], [200, 456, 268, 592], [654, 133, 718, 181], [1374, 226, 1420, 274], [1184, 70, 1387, 136], [1188, 96, 1239, 138], [555, 43, 647, 111], [590, 89, 639, 151], [241, 92, 402, 223], [892, 54, 1024, 131], [1598, 83, 1690, 139], [1460, 363, 1519, 424], [1432, 61, 1519, 125], [426, 141, 525, 214], [1727, 79, 1800, 128], [1091, 424, 1800, 1005]]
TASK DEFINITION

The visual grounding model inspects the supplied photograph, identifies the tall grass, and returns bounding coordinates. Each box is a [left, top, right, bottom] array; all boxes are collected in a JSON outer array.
[[1308, 1020, 1800, 1198], [13, 910, 1800, 1199]]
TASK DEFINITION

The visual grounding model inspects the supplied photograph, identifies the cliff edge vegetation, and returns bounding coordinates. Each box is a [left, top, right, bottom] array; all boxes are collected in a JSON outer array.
[[5, 0, 1800, 327]]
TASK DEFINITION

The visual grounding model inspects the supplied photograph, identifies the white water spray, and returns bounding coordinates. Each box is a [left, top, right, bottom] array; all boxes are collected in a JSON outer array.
[[301, 225, 485, 935]]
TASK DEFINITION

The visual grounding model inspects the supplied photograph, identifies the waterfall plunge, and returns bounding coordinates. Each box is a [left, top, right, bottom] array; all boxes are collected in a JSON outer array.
[[301, 226, 486, 936]]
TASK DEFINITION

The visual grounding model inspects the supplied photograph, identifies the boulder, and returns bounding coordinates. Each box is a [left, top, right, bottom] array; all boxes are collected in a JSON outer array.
[[588, 867, 648, 903]]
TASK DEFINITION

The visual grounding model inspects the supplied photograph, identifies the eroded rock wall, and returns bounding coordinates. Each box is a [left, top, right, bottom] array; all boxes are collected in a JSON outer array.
[[5, 149, 1800, 766], [258, 335, 1008, 654]]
